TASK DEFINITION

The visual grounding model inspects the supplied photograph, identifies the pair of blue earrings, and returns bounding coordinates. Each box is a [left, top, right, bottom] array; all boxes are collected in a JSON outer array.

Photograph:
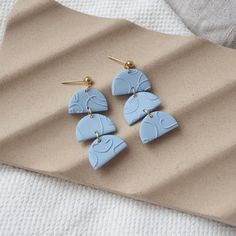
[[63, 56, 178, 170]]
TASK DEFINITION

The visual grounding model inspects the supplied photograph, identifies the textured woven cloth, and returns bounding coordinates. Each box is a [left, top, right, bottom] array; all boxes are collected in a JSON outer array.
[[0, 1, 236, 235], [165, 0, 236, 48]]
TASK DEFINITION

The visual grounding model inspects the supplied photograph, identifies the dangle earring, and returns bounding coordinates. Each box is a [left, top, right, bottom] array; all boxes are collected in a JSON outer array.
[[62, 76, 127, 170], [108, 56, 178, 144]]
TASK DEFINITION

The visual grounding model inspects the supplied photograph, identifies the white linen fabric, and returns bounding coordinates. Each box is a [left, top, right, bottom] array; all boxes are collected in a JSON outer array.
[[0, 0, 236, 235]]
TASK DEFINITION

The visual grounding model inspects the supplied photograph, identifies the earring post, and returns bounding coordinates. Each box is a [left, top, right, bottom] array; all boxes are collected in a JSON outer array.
[[61, 76, 93, 87], [107, 55, 125, 66], [61, 80, 85, 85], [107, 55, 135, 69]]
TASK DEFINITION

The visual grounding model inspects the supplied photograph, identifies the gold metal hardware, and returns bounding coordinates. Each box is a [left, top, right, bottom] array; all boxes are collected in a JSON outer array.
[[107, 55, 135, 69], [61, 76, 93, 88]]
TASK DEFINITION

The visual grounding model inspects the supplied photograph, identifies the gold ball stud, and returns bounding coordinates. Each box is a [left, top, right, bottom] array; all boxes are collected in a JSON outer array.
[[83, 76, 93, 87], [124, 60, 135, 69]]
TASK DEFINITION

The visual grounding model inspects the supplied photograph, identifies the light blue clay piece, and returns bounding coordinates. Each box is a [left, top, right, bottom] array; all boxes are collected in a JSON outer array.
[[139, 111, 178, 144], [112, 69, 151, 95], [88, 135, 127, 170], [124, 92, 161, 125], [68, 88, 108, 114], [76, 114, 116, 142]]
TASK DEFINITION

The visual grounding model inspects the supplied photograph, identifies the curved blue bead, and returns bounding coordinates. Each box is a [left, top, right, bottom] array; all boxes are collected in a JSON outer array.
[[76, 114, 116, 142], [88, 135, 127, 170], [123, 92, 161, 125], [139, 111, 178, 144], [112, 69, 151, 95], [68, 88, 108, 114]]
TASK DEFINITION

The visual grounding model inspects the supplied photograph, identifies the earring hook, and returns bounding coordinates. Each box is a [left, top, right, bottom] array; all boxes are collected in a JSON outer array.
[[61, 76, 94, 88], [107, 55, 135, 69]]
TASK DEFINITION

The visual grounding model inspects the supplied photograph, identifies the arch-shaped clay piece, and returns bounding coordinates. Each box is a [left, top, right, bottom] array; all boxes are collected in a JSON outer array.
[[68, 88, 108, 114], [112, 69, 151, 96], [139, 111, 178, 144], [89, 135, 127, 170], [123, 92, 161, 125], [76, 114, 116, 142]]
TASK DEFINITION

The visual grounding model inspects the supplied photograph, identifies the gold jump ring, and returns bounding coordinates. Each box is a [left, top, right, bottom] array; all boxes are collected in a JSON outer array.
[[95, 131, 101, 143], [88, 107, 93, 118], [143, 109, 153, 118]]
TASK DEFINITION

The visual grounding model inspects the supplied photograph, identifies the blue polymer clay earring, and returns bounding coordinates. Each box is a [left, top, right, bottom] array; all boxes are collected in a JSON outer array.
[[108, 56, 178, 144], [62, 76, 127, 170]]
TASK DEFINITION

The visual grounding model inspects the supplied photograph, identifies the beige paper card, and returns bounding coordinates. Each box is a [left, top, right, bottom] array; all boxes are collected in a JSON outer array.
[[1, 0, 236, 226]]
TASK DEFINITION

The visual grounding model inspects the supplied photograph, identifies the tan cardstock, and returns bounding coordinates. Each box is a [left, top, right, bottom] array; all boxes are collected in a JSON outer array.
[[0, 0, 236, 226]]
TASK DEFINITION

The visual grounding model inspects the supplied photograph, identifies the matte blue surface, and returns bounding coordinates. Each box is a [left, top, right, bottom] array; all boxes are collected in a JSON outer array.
[[112, 69, 151, 95], [76, 114, 116, 142], [88, 135, 127, 170], [68, 88, 108, 114], [139, 111, 178, 144], [124, 92, 161, 125]]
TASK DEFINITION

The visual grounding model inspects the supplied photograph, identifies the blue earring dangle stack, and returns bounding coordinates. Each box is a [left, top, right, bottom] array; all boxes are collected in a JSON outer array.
[[108, 56, 178, 144], [62, 76, 127, 170]]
